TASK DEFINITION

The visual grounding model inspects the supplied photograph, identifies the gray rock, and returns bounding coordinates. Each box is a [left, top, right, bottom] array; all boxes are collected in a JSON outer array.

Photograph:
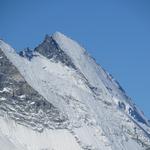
[[0, 48, 68, 132], [34, 35, 76, 69]]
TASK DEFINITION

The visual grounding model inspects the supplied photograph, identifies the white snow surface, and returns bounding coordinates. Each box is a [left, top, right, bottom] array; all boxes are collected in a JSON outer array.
[[0, 32, 150, 150], [0, 116, 82, 150]]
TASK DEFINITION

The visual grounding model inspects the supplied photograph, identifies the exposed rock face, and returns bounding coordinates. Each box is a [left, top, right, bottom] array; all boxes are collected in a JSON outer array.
[[0, 48, 67, 132], [19, 48, 36, 61], [35, 35, 76, 69]]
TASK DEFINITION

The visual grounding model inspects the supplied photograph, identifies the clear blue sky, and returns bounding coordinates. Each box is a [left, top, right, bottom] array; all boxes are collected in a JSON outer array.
[[0, 0, 150, 118]]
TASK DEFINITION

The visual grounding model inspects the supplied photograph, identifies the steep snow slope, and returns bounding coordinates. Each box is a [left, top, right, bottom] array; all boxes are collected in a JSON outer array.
[[0, 47, 67, 131], [0, 117, 82, 150], [52, 32, 150, 126], [0, 32, 150, 150]]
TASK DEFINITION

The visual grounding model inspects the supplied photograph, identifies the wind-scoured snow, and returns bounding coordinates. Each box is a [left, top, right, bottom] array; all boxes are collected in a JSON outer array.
[[0, 32, 150, 150]]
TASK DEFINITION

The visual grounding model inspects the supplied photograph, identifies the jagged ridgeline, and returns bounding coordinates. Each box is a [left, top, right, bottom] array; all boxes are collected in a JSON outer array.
[[34, 34, 77, 69], [0, 48, 68, 132], [0, 32, 150, 150]]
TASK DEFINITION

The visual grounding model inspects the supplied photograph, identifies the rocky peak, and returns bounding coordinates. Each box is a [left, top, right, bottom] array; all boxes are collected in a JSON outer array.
[[34, 34, 76, 69], [19, 47, 35, 61], [0, 33, 150, 150]]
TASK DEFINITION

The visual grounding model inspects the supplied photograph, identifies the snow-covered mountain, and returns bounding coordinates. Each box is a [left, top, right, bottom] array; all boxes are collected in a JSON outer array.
[[0, 32, 150, 150]]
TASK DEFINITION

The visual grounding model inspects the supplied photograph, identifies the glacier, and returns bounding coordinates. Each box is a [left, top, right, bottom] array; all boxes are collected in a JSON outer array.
[[0, 32, 150, 150]]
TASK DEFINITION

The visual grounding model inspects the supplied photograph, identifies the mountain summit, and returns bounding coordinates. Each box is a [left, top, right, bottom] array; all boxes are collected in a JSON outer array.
[[0, 32, 150, 150]]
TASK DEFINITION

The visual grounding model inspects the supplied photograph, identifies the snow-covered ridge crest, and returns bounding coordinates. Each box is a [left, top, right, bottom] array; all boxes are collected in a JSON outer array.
[[52, 32, 150, 125], [0, 40, 15, 53], [52, 32, 123, 96]]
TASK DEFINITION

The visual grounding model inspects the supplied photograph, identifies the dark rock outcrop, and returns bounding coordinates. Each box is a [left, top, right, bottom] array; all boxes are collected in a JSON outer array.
[[35, 35, 76, 69], [0, 48, 68, 132]]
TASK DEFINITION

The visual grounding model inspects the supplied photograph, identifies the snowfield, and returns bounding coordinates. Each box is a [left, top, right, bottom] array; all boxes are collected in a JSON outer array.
[[0, 32, 150, 150], [0, 116, 82, 150]]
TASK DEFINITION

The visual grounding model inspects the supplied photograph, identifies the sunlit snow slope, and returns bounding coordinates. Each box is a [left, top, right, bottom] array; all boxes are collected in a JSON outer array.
[[0, 32, 150, 150]]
